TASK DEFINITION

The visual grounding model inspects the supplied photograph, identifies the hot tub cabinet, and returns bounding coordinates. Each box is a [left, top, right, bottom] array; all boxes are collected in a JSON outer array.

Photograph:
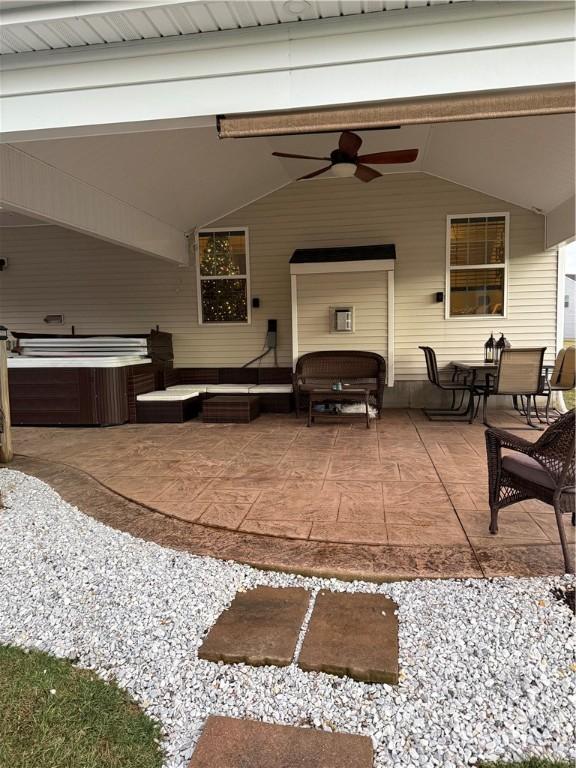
[[8, 357, 152, 426]]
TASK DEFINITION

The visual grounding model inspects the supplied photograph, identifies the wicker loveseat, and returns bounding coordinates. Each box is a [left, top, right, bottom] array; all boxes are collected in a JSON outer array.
[[293, 351, 386, 418]]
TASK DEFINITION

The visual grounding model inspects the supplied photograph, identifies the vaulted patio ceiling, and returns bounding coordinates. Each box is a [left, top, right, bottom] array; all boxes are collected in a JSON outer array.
[[0, 0, 573, 257], [8, 112, 574, 236]]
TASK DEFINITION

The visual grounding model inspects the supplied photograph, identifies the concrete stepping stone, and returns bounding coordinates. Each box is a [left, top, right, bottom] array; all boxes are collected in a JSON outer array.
[[198, 586, 309, 667], [188, 715, 374, 768], [298, 591, 399, 684]]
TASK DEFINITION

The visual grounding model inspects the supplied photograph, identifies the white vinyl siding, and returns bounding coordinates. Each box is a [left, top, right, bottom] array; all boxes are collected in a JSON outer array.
[[0, 173, 557, 385], [296, 271, 388, 358]]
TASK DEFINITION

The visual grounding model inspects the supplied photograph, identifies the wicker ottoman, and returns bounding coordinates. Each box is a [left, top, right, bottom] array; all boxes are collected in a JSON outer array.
[[203, 395, 260, 423], [136, 391, 200, 423]]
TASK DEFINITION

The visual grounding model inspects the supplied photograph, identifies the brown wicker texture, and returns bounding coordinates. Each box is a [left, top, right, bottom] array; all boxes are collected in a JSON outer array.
[[126, 366, 156, 423], [136, 398, 200, 423], [203, 395, 260, 423], [219, 367, 259, 384], [257, 367, 293, 385], [161, 366, 180, 389], [485, 408, 575, 573], [293, 351, 386, 417], [178, 368, 220, 385]]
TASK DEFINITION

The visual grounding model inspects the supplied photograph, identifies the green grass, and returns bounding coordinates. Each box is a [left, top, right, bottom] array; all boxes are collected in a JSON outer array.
[[479, 760, 572, 768], [0, 645, 164, 768]]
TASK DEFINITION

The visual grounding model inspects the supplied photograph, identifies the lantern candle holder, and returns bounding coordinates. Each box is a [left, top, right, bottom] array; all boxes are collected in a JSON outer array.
[[484, 332, 496, 364]]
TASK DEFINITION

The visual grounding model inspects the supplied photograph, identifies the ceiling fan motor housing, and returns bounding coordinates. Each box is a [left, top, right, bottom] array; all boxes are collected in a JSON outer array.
[[330, 148, 355, 165]]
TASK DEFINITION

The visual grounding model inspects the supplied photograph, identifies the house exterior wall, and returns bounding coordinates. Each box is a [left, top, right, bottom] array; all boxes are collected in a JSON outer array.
[[296, 270, 388, 359], [0, 173, 557, 403]]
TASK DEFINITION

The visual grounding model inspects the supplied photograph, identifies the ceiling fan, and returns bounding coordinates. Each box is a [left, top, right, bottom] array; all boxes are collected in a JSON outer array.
[[272, 131, 418, 182]]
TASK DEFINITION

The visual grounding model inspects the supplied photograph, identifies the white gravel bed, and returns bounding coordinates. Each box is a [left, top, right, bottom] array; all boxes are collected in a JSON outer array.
[[0, 469, 574, 768]]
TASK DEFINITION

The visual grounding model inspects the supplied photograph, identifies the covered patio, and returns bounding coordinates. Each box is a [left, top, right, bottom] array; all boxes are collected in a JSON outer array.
[[10, 407, 571, 580], [1, 0, 574, 581]]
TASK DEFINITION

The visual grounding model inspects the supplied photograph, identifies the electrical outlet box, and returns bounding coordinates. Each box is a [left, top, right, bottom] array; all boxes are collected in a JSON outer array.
[[330, 306, 355, 333]]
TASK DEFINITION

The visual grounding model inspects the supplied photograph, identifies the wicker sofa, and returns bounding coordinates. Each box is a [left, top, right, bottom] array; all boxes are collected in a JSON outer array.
[[293, 351, 386, 417]]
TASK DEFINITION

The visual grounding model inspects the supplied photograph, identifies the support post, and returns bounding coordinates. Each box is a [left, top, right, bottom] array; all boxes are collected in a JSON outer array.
[[0, 326, 13, 464]]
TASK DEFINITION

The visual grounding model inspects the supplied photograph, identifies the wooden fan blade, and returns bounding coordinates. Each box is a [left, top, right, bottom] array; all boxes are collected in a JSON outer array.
[[298, 165, 332, 180], [356, 149, 419, 164], [339, 131, 362, 156], [355, 164, 382, 183], [272, 152, 329, 160]]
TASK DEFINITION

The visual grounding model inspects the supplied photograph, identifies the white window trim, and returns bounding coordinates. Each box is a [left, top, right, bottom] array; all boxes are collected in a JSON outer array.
[[445, 212, 509, 320], [196, 226, 251, 326]]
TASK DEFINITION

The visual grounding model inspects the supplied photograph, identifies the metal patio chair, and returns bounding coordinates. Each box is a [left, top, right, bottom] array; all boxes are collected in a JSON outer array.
[[482, 347, 546, 429], [485, 408, 575, 574], [419, 346, 477, 422], [539, 346, 576, 425]]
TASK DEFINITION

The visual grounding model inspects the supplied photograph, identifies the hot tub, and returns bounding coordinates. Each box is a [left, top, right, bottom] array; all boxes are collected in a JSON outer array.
[[8, 356, 152, 426]]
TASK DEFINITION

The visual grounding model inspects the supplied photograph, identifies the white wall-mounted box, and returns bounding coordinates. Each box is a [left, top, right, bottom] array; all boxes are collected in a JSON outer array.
[[331, 306, 355, 333]]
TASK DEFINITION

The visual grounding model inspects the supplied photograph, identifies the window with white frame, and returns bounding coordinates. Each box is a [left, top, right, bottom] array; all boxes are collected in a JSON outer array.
[[447, 214, 508, 318], [197, 229, 250, 323]]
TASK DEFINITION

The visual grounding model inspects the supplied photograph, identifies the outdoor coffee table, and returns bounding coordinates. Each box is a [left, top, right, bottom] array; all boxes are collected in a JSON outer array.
[[307, 388, 371, 429]]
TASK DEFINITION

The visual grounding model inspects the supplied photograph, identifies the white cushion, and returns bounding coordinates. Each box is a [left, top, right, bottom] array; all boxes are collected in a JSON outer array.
[[248, 384, 293, 394], [137, 390, 199, 402], [167, 384, 208, 393], [205, 384, 253, 394]]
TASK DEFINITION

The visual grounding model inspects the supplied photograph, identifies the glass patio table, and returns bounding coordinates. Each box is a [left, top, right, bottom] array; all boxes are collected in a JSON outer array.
[[450, 361, 498, 381]]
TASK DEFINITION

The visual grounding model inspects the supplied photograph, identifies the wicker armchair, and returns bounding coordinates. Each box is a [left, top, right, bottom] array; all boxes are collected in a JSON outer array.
[[485, 409, 575, 573], [293, 351, 386, 417]]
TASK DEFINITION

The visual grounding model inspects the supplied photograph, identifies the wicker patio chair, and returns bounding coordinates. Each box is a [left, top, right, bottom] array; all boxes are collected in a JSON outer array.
[[418, 346, 477, 422], [485, 408, 575, 573], [540, 346, 575, 424], [483, 347, 546, 429]]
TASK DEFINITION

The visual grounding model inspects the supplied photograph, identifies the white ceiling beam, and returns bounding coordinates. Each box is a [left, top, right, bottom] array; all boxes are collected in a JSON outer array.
[[0, 2, 573, 141], [0, 144, 189, 263], [1, 115, 215, 143], [546, 196, 576, 249]]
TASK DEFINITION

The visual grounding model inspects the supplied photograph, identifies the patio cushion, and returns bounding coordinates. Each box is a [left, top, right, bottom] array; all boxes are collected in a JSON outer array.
[[167, 384, 208, 393], [502, 453, 555, 490], [137, 390, 199, 402], [249, 384, 293, 394], [206, 384, 253, 394]]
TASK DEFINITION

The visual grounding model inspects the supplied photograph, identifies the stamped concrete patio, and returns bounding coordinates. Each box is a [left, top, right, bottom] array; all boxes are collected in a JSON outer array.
[[7, 408, 571, 580]]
